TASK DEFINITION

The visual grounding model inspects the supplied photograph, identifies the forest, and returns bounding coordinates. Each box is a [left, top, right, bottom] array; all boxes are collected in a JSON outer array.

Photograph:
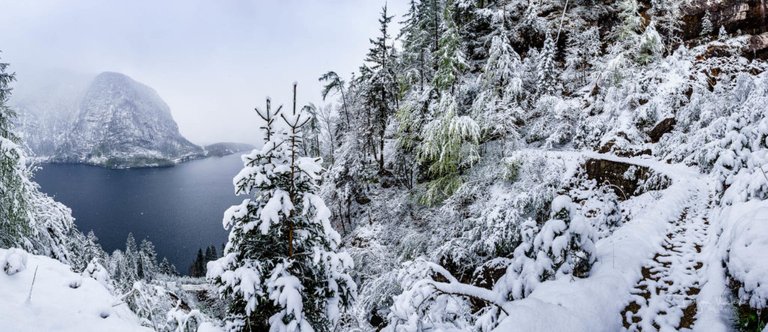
[[2, 0, 768, 331]]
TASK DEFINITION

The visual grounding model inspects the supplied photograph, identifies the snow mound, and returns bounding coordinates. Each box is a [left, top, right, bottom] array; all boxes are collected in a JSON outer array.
[[720, 201, 768, 309], [0, 248, 151, 331], [2, 248, 28, 275]]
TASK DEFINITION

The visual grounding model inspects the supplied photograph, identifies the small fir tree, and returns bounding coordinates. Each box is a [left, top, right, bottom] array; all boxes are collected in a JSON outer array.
[[700, 11, 714, 37], [207, 84, 355, 332], [536, 33, 560, 96]]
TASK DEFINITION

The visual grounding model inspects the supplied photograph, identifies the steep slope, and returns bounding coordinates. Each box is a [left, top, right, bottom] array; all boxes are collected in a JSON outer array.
[[52, 72, 204, 168], [0, 248, 151, 332], [12, 72, 87, 158]]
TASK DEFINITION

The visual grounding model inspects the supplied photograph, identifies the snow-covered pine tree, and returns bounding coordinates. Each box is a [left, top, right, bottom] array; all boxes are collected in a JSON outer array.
[[399, 0, 438, 90], [636, 22, 664, 65], [613, 0, 644, 43], [433, 0, 466, 93], [563, 27, 601, 92], [718, 25, 728, 40], [207, 84, 355, 332], [124, 233, 140, 281], [0, 53, 31, 249], [472, 15, 523, 148], [650, 0, 682, 48], [300, 103, 321, 158], [319, 71, 350, 131], [536, 33, 559, 96], [364, 4, 397, 172], [139, 239, 158, 280], [417, 94, 480, 205], [700, 10, 713, 38]]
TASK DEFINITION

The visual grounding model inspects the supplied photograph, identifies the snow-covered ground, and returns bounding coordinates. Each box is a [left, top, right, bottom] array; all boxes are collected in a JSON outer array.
[[490, 151, 717, 331], [0, 248, 151, 332]]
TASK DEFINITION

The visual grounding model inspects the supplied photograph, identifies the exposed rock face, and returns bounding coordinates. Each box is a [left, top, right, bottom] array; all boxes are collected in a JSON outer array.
[[648, 117, 677, 143], [584, 159, 670, 199], [681, 0, 768, 40], [52, 72, 204, 168]]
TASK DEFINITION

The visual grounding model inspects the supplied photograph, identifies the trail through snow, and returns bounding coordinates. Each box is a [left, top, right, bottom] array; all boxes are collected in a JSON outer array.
[[494, 151, 727, 332], [621, 187, 713, 331]]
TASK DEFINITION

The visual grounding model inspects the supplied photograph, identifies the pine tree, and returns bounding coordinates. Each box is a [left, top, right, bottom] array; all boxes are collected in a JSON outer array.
[[613, 0, 644, 42], [319, 71, 350, 130], [636, 22, 664, 65], [364, 4, 397, 172], [399, 0, 441, 90], [123, 233, 139, 282], [300, 103, 321, 158], [472, 21, 523, 144], [700, 11, 713, 37], [433, 0, 466, 92], [651, 0, 682, 48], [418, 94, 480, 205], [718, 25, 728, 40], [189, 248, 205, 277], [207, 84, 356, 332], [563, 27, 601, 92], [0, 53, 31, 248], [139, 239, 158, 280], [536, 33, 559, 96]]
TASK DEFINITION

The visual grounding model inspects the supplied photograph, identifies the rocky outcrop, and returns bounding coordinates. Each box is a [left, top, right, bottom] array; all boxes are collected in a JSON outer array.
[[744, 32, 768, 59], [647, 117, 677, 143], [584, 159, 671, 199], [681, 1, 767, 40]]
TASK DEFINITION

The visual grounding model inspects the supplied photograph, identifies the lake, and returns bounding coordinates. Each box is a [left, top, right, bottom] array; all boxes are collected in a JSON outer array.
[[32, 153, 247, 275]]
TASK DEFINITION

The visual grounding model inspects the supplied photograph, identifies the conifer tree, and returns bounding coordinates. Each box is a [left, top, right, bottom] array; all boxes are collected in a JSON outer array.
[[207, 84, 355, 332], [613, 0, 644, 42], [536, 33, 559, 96], [473, 20, 523, 143], [700, 11, 713, 37], [636, 22, 664, 65], [364, 4, 397, 171], [433, 0, 465, 93], [319, 71, 350, 130], [718, 25, 728, 40], [417, 95, 480, 204], [0, 53, 31, 248], [139, 239, 158, 280]]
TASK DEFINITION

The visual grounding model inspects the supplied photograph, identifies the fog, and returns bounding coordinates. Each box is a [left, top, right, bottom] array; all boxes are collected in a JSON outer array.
[[0, 0, 408, 145]]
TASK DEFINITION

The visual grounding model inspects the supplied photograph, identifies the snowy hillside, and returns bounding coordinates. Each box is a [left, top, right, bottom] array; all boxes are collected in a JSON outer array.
[[0, 248, 150, 332]]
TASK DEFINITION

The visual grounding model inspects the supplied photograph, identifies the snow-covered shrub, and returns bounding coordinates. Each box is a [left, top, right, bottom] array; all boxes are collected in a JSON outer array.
[[166, 302, 203, 332], [2, 248, 28, 275], [83, 257, 113, 292]]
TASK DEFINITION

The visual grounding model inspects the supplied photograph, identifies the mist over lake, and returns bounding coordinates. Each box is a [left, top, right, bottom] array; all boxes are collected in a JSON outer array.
[[33, 154, 245, 273]]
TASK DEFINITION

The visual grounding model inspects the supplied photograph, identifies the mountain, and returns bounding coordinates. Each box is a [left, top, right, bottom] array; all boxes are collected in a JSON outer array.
[[49, 72, 204, 168], [203, 142, 255, 157], [12, 71, 89, 158]]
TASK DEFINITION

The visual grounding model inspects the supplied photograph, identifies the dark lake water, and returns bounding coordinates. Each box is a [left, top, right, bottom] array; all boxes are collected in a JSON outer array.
[[33, 153, 246, 274]]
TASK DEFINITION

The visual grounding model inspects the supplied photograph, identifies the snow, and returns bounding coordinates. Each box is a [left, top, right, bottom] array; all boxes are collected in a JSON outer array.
[[493, 151, 708, 331], [0, 248, 150, 332], [719, 200, 768, 309], [2, 248, 28, 276]]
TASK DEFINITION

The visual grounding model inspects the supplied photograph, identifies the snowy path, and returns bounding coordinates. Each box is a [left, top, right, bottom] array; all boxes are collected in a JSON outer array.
[[621, 186, 712, 331], [495, 151, 725, 332]]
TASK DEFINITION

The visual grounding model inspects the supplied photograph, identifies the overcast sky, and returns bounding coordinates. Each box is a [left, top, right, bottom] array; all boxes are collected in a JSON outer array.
[[0, 0, 408, 145]]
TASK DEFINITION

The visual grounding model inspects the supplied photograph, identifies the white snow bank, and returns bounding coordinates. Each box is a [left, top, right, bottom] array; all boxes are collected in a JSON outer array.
[[719, 200, 768, 309], [494, 152, 704, 332], [0, 248, 151, 332]]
